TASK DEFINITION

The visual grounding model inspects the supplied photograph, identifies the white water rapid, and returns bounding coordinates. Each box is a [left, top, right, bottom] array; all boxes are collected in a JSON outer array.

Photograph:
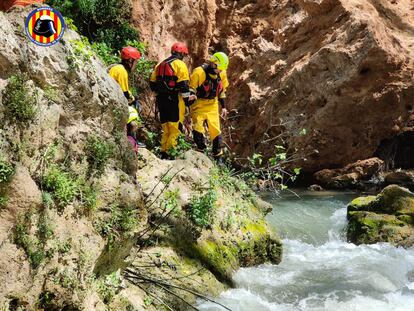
[[198, 191, 414, 311]]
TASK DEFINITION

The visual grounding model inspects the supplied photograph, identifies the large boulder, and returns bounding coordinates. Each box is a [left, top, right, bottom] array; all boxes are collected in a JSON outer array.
[[384, 170, 414, 190], [347, 185, 414, 247], [314, 157, 384, 189]]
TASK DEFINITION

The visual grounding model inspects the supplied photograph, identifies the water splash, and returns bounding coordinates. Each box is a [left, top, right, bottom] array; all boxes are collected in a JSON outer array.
[[197, 191, 414, 311]]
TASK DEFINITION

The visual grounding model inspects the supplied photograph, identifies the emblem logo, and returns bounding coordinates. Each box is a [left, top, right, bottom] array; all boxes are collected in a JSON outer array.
[[25, 7, 65, 47]]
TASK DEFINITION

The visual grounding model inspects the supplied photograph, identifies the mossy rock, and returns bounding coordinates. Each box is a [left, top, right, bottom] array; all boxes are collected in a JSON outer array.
[[347, 185, 414, 247], [347, 196, 376, 214], [191, 219, 282, 284], [348, 185, 414, 216]]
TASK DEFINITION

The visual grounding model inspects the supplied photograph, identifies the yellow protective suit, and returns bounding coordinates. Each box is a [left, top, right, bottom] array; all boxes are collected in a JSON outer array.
[[109, 64, 134, 103], [189, 66, 229, 156], [150, 57, 190, 154]]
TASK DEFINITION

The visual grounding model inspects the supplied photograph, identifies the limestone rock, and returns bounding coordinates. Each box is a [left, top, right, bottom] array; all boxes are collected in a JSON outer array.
[[0, 7, 141, 309], [3, 165, 42, 217], [347, 185, 414, 247], [314, 157, 384, 188], [384, 170, 414, 186], [136, 149, 282, 284]]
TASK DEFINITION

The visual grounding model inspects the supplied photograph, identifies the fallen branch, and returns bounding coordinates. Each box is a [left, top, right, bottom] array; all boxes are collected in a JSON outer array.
[[125, 271, 232, 311], [144, 166, 174, 204]]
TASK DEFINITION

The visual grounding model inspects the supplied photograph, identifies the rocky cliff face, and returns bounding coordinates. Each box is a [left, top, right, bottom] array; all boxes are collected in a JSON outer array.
[[132, 0, 414, 172]]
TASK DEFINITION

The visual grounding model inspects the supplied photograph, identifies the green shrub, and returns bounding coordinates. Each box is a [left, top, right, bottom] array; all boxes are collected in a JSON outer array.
[[42, 166, 79, 207], [2, 75, 37, 121], [168, 134, 192, 159], [81, 184, 98, 214], [188, 186, 217, 228], [86, 135, 114, 173], [0, 160, 14, 183], [37, 213, 54, 244], [91, 42, 119, 65]]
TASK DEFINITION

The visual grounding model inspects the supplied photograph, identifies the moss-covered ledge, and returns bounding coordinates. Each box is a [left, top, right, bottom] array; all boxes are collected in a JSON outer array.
[[135, 149, 283, 286], [192, 218, 282, 285], [347, 185, 414, 247]]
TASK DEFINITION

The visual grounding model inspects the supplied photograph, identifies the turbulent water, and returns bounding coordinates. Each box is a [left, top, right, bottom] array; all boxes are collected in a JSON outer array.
[[198, 190, 414, 311]]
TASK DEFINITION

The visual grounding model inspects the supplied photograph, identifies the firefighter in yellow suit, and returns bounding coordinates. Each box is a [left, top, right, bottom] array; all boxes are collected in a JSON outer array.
[[109, 46, 141, 104], [189, 52, 229, 160], [149, 42, 191, 159]]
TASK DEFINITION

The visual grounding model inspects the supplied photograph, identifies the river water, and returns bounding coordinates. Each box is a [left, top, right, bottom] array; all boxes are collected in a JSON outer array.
[[198, 191, 414, 311]]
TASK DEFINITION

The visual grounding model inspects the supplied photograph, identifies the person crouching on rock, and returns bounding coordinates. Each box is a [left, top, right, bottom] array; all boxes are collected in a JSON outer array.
[[188, 52, 229, 162], [149, 42, 193, 160], [109, 46, 146, 148], [127, 106, 142, 153]]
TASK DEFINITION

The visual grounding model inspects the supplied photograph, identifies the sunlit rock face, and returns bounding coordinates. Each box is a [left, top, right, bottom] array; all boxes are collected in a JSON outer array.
[[132, 0, 414, 172]]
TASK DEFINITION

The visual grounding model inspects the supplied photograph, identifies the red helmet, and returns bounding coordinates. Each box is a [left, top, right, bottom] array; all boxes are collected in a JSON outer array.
[[171, 42, 189, 55], [121, 47, 141, 60]]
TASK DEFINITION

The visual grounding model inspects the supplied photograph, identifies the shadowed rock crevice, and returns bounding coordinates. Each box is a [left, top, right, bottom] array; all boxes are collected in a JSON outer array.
[[374, 131, 414, 170]]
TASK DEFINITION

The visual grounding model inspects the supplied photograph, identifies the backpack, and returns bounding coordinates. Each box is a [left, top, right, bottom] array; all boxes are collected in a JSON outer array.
[[156, 56, 178, 93], [196, 64, 223, 100]]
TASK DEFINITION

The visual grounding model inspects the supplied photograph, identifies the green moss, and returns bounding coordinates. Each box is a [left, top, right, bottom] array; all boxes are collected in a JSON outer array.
[[391, 197, 414, 215], [191, 217, 281, 283], [347, 211, 407, 244], [241, 220, 268, 236], [397, 214, 414, 225], [193, 239, 238, 283], [94, 204, 139, 250], [348, 196, 376, 212], [377, 185, 414, 214]]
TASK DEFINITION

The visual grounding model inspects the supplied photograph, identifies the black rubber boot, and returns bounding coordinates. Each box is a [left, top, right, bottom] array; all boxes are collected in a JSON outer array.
[[212, 135, 222, 156], [193, 130, 207, 151], [160, 151, 169, 160]]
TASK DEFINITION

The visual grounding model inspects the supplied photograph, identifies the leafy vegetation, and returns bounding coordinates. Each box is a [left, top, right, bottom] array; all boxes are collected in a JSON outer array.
[[14, 209, 54, 269], [43, 85, 60, 103], [96, 271, 123, 304], [95, 204, 139, 248], [86, 135, 114, 173], [2, 75, 37, 122], [42, 166, 79, 208], [47, 0, 138, 51], [48, 0, 156, 84], [238, 144, 302, 191], [168, 134, 193, 159], [0, 195, 8, 209], [188, 174, 218, 228], [81, 184, 98, 215], [0, 159, 14, 183], [66, 37, 95, 69], [161, 189, 181, 217]]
